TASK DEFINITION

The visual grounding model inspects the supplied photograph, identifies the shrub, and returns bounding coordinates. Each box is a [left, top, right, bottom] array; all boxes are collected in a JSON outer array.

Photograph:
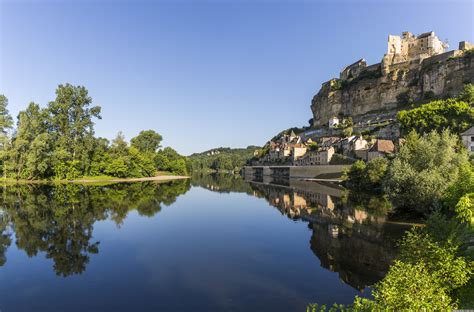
[[397, 98, 474, 135], [384, 130, 468, 213]]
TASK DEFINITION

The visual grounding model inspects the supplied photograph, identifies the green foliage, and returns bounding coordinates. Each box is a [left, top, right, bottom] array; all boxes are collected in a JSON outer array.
[[343, 158, 388, 192], [341, 126, 353, 137], [398, 229, 471, 292], [330, 79, 343, 91], [455, 193, 474, 224], [307, 142, 318, 151], [155, 147, 188, 175], [130, 129, 162, 153], [444, 163, 474, 210], [370, 260, 454, 310], [2, 85, 185, 180], [188, 146, 259, 173], [458, 83, 474, 105], [105, 158, 129, 178], [397, 97, 474, 135], [384, 130, 468, 213]]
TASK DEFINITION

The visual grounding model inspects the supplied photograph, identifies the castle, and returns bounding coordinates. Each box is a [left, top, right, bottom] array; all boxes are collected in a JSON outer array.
[[311, 31, 474, 127]]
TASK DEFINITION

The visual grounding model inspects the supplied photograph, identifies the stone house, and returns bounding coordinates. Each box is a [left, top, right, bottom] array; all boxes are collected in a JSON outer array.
[[294, 147, 335, 166], [367, 139, 395, 161], [340, 59, 367, 80], [345, 136, 369, 159], [291, 144, 308, 161], [461, 126, 474, 154]]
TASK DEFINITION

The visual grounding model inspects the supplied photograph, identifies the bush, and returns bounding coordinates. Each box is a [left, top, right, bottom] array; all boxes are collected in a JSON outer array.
[[384, 130, 468, 213], [371, 260, 454, 310], [343, 158, 388, 191], [397, 98, 474, 135]]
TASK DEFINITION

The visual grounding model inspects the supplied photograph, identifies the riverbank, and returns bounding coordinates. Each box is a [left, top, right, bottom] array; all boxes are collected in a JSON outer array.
[[0, 175, 190, 185]]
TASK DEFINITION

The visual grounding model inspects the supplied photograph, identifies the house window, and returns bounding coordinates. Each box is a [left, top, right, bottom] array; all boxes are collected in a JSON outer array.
[[471, 136, 474, 142], [471, 146, 474, 152]]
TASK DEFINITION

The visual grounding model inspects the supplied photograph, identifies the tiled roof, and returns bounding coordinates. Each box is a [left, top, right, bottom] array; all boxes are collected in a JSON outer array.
[[369, 140, 395, 153]]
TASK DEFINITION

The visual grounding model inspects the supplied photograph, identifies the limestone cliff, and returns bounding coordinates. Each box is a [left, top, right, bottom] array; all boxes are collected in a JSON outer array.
[[311, 46, 474, 127]]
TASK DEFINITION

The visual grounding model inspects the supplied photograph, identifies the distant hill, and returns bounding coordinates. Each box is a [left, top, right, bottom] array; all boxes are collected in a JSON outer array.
[[188, 146, 260, 173]]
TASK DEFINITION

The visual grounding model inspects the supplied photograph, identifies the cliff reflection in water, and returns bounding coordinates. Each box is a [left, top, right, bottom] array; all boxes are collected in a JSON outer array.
[[194, 174, 410, 291], [0, 180, 191, 276]]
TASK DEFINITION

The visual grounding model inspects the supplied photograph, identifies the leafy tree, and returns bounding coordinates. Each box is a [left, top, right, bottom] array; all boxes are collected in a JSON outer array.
[[343, 158, 388, 191], [368, 260, 454, 310], [7, 102, 51, 179], [444, 163, 474, 223], [458, 83, 474, 105], [48, 84, 101, 170], [0, 95, 13, 174], [384, 130, 468, 213], [156, 147, 188, 175], [131, 130, 162, 153], [110, 132, 128, 156], [397, 98, 474, 135]]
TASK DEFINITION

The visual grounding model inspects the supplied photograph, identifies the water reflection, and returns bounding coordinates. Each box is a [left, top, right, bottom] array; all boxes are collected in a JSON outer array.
[[0, 175, 410, 294], [194, 174, 411, 290], [0, 180, 190, 276]]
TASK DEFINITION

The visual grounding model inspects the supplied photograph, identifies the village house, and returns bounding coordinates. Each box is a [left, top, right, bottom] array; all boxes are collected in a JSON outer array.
[[291, 144, 308, 161], [343, 136, 369, 159], [367, 139, 395, 161], [319, 136, 341, 149], [294, 147, 335, 166], [461, 126, 474, 154]]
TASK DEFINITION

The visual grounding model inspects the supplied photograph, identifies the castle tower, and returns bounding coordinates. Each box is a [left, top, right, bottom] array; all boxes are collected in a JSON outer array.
[[382, 31, 448, 73]]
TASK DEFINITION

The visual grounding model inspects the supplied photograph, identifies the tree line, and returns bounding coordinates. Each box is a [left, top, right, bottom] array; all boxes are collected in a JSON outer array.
[[188, 146, 260, 173], [0, 84, 188, 180]]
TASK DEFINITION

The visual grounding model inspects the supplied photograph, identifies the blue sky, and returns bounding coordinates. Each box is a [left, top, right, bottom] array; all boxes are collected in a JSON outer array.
[[1, 0, 473, 155]]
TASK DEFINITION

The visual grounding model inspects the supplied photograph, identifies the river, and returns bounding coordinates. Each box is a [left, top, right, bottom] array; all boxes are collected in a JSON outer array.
[[0, 175, 412, 311]]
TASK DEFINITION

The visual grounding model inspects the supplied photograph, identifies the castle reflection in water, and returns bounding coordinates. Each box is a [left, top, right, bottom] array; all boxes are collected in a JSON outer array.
[[193, 174, 412, 291]]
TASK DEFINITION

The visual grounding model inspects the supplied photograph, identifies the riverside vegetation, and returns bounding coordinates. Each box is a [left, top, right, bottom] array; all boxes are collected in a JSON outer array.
[[308, 86, 474, 311], [0, 84, 188, 181]]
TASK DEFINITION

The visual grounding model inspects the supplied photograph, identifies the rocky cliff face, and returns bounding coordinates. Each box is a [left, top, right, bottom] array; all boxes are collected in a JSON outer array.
[[311, 50, 474, 127]]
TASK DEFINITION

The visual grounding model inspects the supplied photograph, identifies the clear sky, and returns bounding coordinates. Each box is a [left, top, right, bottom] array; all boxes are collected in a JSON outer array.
[[1, 0, 473, 155]]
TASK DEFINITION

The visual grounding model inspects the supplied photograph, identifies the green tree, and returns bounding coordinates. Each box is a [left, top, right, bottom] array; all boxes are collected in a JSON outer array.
[[7, 102, 51, 179], [343, 157, 388, 191], [458, 83, 474, 105], [397, 97, 474, 135], [48, 84, 101, 174], [0, 95, 13, 177], [384, 130, 468, 213], [131, 130, 162, 153]]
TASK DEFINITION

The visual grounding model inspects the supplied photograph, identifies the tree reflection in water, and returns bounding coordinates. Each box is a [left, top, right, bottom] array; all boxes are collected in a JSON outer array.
[[0, 180, 190, 276], [196, 174, 412, 291]]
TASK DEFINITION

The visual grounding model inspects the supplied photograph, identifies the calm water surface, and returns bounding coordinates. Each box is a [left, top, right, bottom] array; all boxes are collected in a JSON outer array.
[[0, 175, 411, 311]]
